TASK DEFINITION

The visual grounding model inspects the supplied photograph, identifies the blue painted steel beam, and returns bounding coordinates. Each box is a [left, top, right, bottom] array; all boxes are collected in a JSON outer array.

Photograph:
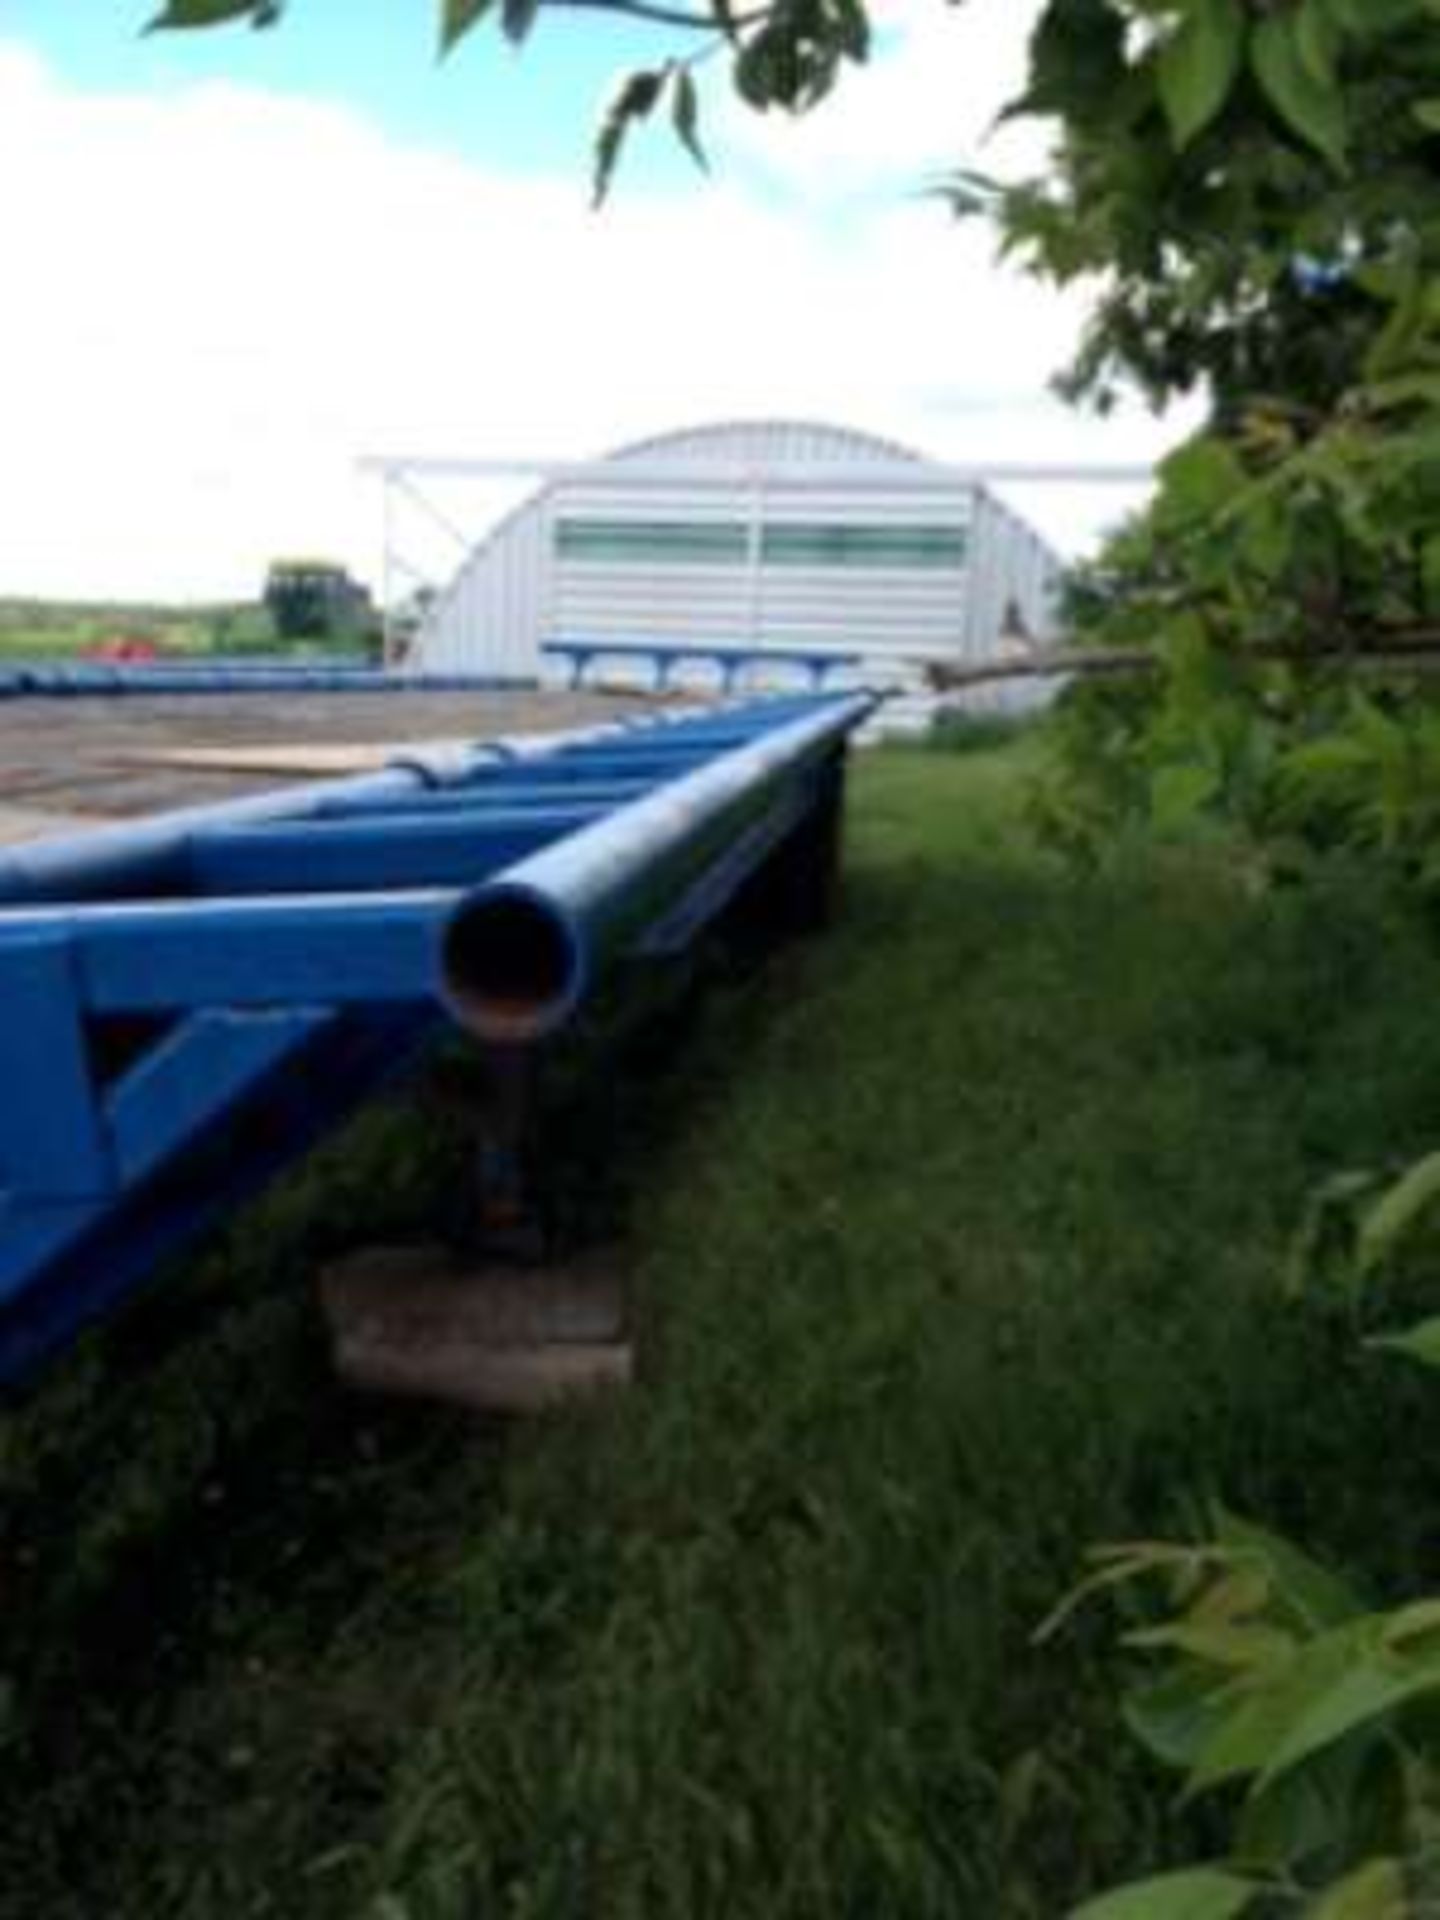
[[0, 718, 648, 906], [186, 807, 608, 895], [438, 694, 874, 1042], [0, 665, 535, 698], [0, 1007, 436, 1381], [0, 936, 112, 1199], [108, 1008, 330, 1186], [0, 891, 448, 1014], [543, 640, 864, 694], [638, 779, 816, 957], [312, 779, 658, 820]]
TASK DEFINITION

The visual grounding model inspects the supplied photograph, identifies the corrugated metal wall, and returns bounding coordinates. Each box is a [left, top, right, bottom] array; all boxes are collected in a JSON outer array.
[[419, 490, 550, 679], [746, 482, 972, 660], [418, 420, 1064, 680]]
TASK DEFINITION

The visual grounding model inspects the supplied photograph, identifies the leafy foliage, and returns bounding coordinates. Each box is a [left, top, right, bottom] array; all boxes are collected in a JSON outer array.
[[1051, 1506, 1440, 1908], [998, 4, 1440, 871], [1073, 1866, 1262, 1919], [147, 0, 281, 29], [1030, 234, 1440, 865], [1054, 1137, 1440, 1912], [989, 1, 1440, 415]]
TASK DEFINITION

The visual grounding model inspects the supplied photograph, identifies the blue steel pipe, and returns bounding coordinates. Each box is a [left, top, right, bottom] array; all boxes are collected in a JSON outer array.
[[439, 691, 876, 1042], [0, 695, 873, 1035], [0, 716, 650, 906], [0, 702, 822, 905], [0, 665, 535, 698]]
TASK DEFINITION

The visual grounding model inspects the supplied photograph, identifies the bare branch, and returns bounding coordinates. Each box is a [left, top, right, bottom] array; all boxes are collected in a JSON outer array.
[[545, 0, 768, 31], [925, 631, 1440, 693]]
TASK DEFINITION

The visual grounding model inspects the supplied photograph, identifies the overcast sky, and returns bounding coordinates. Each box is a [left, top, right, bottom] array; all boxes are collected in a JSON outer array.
[[0, 0, 1182, 603]]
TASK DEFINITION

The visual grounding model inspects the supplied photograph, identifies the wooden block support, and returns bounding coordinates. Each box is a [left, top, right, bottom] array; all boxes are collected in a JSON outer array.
[[319, 1245, 632, 1413]]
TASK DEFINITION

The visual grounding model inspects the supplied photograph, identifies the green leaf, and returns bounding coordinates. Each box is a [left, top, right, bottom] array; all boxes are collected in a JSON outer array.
[[1380, 1598, 1440, 1652], [1157, 0, 1245, 149], [829, 0, 870, 62], [1356, 1151, 1440, 1278], [1160, 436, 1245, 518], [1309, 1859, 1406, 1920], [1124, 1669, 1235, 1771], [1283, 1168, 1380, 1299], [1188, 1620, 1373, 1791], [1256, 1636, 1440, 1788], [1251, 13, 1347, 166], [1233, 1748, 1360, 1873], [147, 0, 274, 27], [1415, 99, 1440, 132], [1368, 1316, 1440, 1372], [1150, 762, 1221, 834], [500, 0, 541, 45], [1307, 0, 1414, 38], [1363, 373, 1440, 415], [1127, 1619, 1293, 1674], [735, 27, 785, 110], [1232, 485, 1295, 582], [369, 1899, 413, 1920], [1423, 537, 1440, 619], [671, 67, 707, 173], [1362, 265, 1429, 384], [439, 0, 495, 54], [1294, 0, 1340, 87], [1070, 1866, 1259, 1920], [592, 67, 666, 207], [1212, 1511, 1365, 1634], [1318, 0, 1371, 31]]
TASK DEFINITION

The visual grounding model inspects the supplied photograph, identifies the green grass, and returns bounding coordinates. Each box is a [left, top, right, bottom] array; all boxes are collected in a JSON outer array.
[[10, 736, 1440, 1916], [0, 598, 276, 657]]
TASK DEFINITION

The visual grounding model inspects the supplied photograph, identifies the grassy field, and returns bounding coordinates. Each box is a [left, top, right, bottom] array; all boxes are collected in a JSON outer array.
[[0, 598, 274, 657], [9, 733, 1440, 1916]]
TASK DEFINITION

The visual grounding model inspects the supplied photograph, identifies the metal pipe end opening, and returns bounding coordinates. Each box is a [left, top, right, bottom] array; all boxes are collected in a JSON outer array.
[[440, 886, 583, 1044]]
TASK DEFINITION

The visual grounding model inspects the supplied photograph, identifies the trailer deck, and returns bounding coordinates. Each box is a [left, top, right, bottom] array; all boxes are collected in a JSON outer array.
[[0, 687, 649, 841]]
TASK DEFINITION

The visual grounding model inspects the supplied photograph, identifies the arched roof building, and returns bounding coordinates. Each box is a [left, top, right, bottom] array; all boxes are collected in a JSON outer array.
[[416, 418, 1062, 685]]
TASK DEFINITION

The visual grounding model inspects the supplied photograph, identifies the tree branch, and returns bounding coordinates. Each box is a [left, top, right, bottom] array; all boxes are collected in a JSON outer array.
[[925, 632, 1440, 693], [543, 0, 768, 31]]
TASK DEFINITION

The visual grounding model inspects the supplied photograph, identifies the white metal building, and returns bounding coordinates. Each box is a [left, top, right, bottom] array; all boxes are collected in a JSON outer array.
[[412, 419, 1065, 687]]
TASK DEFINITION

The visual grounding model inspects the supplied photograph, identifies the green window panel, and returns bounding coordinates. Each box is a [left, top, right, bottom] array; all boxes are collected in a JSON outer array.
[[555, 519, 749, 565], [761, 524, 969, 568]]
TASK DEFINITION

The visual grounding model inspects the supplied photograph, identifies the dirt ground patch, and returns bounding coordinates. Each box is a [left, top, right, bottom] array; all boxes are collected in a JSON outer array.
[[0, 687, 662, 839]]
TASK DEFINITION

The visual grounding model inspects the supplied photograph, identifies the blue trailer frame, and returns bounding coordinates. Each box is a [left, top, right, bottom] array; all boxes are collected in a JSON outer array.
[[0, 663, 532, 698], [0, 691, 874, 1386], [543, 639, 862, 695]]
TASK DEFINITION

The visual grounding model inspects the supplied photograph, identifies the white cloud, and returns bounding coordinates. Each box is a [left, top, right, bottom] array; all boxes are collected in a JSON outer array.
[[0, 27, 1177, 602]]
